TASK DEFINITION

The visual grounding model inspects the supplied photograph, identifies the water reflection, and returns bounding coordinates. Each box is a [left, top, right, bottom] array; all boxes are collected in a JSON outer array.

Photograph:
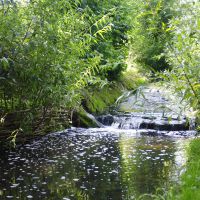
[[119, 136, 185, 199], [0, 129, 188, 200]]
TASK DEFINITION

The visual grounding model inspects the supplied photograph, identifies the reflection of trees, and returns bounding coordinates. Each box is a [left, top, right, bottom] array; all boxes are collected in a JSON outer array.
[[73, 136, 123, 200], [0, 136, 91, 200], [44, 136, 123, 200], [0, 134, 185, 200], [119, 136, 177, 199], [0, 135, 123, 200]]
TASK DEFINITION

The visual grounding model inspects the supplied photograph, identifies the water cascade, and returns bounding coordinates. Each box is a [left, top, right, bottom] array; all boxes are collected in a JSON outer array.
[[97, 86, 196, 137]]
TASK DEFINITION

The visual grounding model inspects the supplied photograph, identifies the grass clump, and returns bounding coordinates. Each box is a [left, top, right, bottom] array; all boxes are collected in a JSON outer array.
[[83, 83, 122, 114], [119, 68, 147, 90], [167, 138, 200, 200], [83, 68, 147, 114]]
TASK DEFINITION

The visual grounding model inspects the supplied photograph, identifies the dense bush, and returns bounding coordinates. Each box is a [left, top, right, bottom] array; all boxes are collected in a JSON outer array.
[[163, 0, 200, 120], [128, 0, 173, 72], [0, 0, 94, 111], [80, 0, 130, 80], [127, 0, 199, 122], [0, 0, 130, 139]]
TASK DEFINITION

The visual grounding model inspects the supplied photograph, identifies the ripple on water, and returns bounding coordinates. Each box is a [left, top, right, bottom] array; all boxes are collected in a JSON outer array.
[[0, 128, 190, 200]]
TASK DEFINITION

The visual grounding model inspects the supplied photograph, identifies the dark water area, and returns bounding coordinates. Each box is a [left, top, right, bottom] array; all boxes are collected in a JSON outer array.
[[0, 86, 195, 199], [0, 128, 189, 200]]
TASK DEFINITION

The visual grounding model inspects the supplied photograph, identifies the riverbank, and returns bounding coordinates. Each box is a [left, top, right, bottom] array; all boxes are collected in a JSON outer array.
[[0, 68, 147, 146], [166, 138, 200, 200], [71, 68, 147, 128], [82, 68, 147, 115]]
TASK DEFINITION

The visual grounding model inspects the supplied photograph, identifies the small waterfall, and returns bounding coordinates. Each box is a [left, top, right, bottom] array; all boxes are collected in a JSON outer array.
[[96, 86, 196, 136], [114, 115, 143, 129]]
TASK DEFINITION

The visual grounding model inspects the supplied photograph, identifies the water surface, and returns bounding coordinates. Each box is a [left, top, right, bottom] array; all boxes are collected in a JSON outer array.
[[0, 128, 189, 200]]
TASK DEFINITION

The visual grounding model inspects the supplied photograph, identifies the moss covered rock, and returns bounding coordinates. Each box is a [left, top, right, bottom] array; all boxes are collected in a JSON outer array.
[[72, 108, 103, 128], [82, 69, 147, 115]]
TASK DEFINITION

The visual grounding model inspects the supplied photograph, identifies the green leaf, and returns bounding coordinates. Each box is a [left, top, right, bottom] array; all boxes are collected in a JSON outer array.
[[1, 57, 9, 70]]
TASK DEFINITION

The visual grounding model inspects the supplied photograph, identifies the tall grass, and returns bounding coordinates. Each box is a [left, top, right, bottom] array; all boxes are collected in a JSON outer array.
[[137, 138, 200, 200], [167, 138, 200, 200]]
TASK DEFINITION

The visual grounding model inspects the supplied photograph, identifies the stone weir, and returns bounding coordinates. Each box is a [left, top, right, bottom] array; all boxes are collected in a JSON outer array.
[[96, 86, 196, 137]]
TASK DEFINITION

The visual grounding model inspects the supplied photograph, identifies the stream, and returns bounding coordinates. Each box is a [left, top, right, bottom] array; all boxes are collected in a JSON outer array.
[[0, 86, 196, 200]]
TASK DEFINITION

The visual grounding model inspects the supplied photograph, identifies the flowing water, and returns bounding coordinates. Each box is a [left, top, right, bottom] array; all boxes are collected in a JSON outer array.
[[0, 86, 196, 200]]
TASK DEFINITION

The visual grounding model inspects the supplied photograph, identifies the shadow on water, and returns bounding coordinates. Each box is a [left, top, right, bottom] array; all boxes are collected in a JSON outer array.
[[0, 129, 188, 200]]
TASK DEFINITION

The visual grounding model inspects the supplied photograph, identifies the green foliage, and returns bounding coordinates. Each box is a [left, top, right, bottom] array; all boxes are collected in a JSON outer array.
[[0, 0, 92, 111], [128, 0, 173, 71], [82, 83, 121, 114], [0, 0, 131, 138], [128, 0, 199, 122], [119, 68, 147, 90], [82, 68, 147, 114], [162, 0, 200, 120], [72, 108, 101, 128], [0, 0, 107, 135], [80, 0, 130, 81]]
